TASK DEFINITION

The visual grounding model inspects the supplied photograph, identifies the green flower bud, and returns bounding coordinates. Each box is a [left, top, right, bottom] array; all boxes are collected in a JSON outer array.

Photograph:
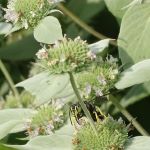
[[76, 56, 118, 100], [2, 91, 35, 109], [36, 36, 92, 73], [26, 100, 67, 138], [73, 117, 128, 150]]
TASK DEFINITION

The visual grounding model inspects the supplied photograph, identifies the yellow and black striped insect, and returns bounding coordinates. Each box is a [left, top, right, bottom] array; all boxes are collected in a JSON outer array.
[[69, 101, 105, 125]]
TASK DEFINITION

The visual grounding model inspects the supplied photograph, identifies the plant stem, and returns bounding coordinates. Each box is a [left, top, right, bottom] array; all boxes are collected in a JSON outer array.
[[0, 60, 19, 97], [110, 95, 149, 136], [69, 72, 97, 134], [58, 3, 117, 46]]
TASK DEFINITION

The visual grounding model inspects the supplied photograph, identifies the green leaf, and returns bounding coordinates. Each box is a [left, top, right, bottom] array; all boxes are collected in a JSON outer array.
[[0, 109, 35, 139], [104, 0, 132, 19], [16, 72, 74, 106], [120, 82, 150, 107], [0, 22, 12, 34], [5, 23, 22, 36], [68, 0, 105, 22], [88, 39, 110, 54], [115, 59, 150, 89], [8, 124, 73, 150], [34, 16, 63, 44], [0, 120, 23, 140], [0, 34, 40, 61], [112, 82, 150, 114], [0, 144, 16, 150], [118, 4, 150, 68], [125, 136, 150, 150]]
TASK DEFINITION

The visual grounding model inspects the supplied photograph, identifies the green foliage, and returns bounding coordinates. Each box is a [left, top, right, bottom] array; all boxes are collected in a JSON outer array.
[[16, 72, 74, 106], [8, 124, 73, 150], [125, 136, 150, 150], [0, 22, 12, 34], [115, 59, 150, 89], [0, 109, 35, 139], [104, 0, 132, 18], [118, 4, 150, 67], [0, 0, 150, 149], [34, 16, 63, 44]]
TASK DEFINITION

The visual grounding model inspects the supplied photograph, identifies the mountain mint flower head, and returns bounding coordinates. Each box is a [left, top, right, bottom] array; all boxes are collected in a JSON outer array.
[[0, 91, 35, 109], [77, 56, 119, 100], [36, 36, 92, 73], [4, 0, 61, 28], [26, 99, 67, 138], [73, 116, 129, 150]]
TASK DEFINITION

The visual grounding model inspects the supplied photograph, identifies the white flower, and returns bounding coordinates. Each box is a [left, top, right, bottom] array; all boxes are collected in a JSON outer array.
[[3, 9, 19, 23], [36, 48, 48, 59], [94, 88, 103, 97], [97, 74, 107, 85], [84, 84, 91, 97], [30, 11, 36, 17]]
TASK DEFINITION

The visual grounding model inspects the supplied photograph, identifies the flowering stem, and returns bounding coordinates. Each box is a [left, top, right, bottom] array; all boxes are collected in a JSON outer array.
[[0, 60, 19, 97], [69, 72, 97, 134], [58, 3, 117, 46], [110, 95, 149, 136]]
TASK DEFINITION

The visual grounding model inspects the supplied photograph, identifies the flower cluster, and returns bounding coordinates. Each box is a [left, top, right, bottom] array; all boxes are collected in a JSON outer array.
[[0, 91, 35, 109], [77, 56, 119, 101], [3, 0, 62, 28], [26, 99, 67, 138], [36, 36, 92, 73], [72, 116, 129, 150]]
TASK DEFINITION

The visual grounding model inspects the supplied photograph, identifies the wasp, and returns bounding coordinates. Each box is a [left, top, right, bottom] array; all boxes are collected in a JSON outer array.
[[69, 101, 105, 125]]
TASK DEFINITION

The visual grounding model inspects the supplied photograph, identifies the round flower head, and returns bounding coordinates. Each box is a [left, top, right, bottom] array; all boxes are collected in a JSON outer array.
[[77, 56, 119, 100], [73, 117, 129, 150], [26, 99, 67, 138], [2, 91, 35, 109], [36, 36, 92, 74], [4, 0, 60, 28]]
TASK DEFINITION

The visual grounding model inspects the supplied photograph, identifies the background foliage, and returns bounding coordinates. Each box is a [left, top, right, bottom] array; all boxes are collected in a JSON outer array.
[[0, 0, 150, 149]]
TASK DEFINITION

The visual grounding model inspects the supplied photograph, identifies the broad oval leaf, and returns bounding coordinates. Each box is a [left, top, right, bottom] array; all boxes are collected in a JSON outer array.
[[125, 136, 150, 150], [8, 124, 73, 150], [16, 72, 74, 106], [9, 135, 73, 150], [118, 4, 150, 68], [0, 109, 35, 140], [34, 16, 63, 44], [104, 0, 132, 19], [115, 59, 150, 89], [0, 22, 12, 34]]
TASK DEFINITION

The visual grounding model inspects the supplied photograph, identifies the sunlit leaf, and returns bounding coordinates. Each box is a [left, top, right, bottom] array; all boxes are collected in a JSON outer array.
[[0, 109, 35, 140], [115, 59, 150, 89], [8, 124, 73, 150], [0, 22, 12, 34], [125, 136, 150, 150], [16, 72, 74, 106], [118, 4, 150, 68], [104, 0, 132, 19], [34, 16, 63, 44]]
